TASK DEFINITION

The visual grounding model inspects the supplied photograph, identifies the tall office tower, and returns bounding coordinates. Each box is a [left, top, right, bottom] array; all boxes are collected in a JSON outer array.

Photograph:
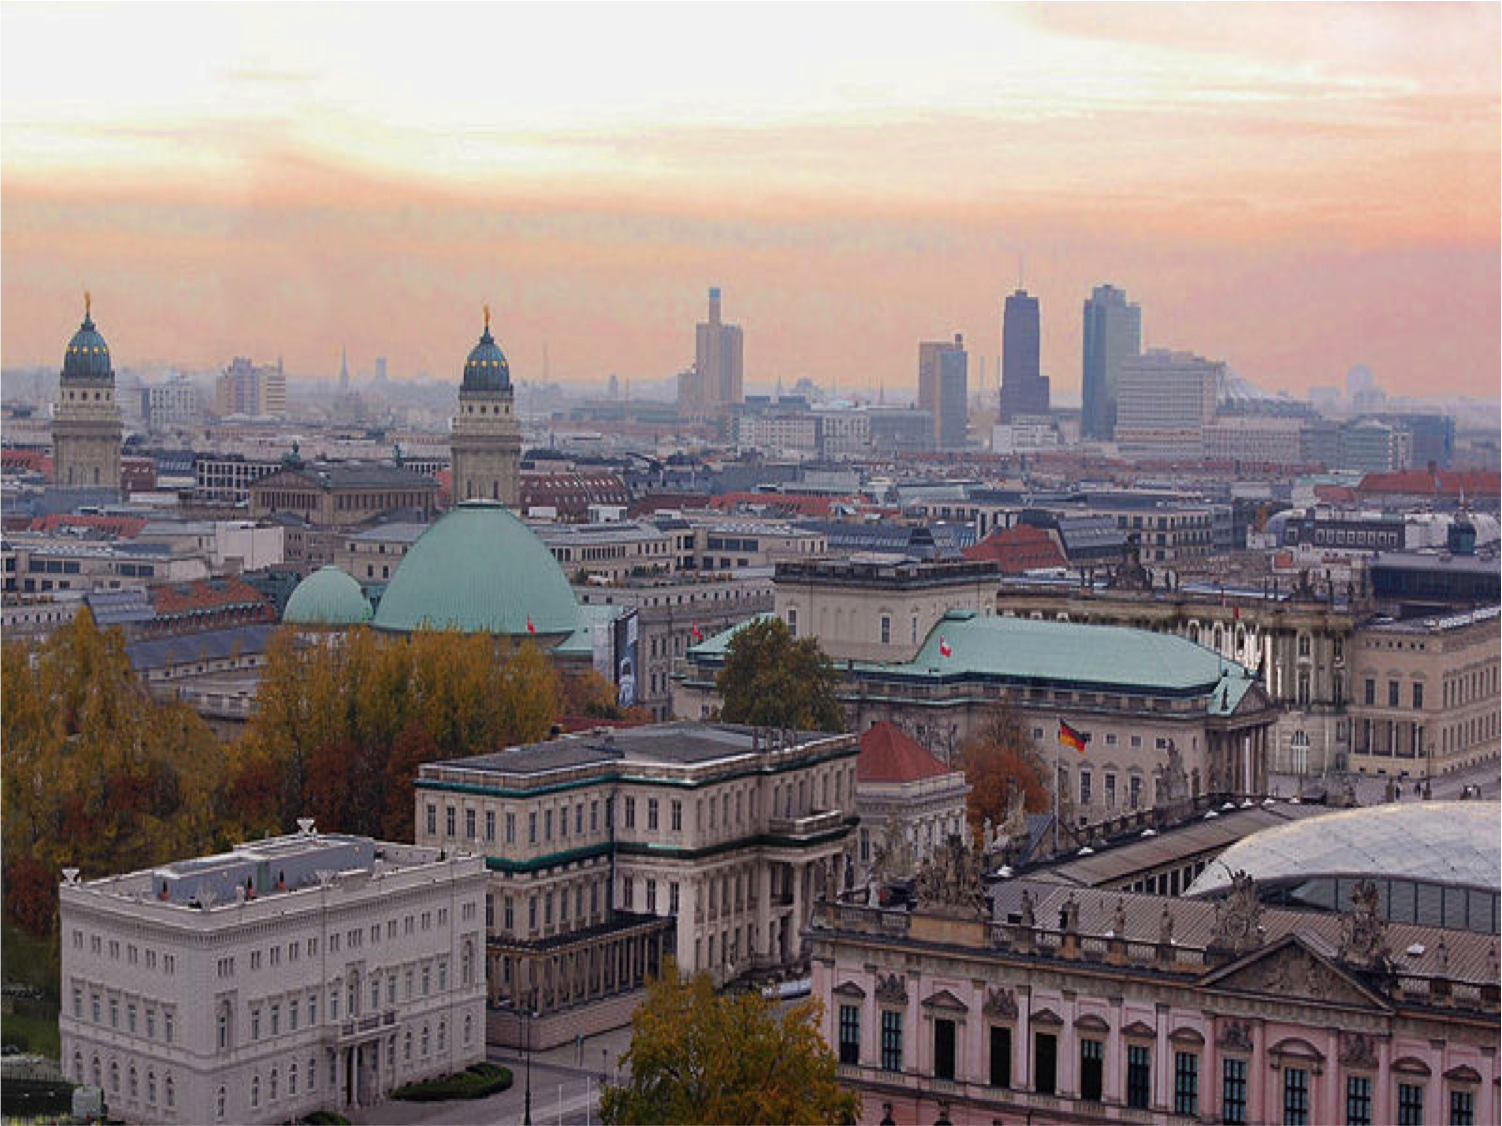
[[680, 287, 745, 419], [1114, 348, 1223, 461], [999, 289, 1050, 421], [450, 305, 521, 505], [52, 293, 123, 496], [1081, 284, 1142, 440], [936, 334, 969, 449], [339, 346, 350, 391]]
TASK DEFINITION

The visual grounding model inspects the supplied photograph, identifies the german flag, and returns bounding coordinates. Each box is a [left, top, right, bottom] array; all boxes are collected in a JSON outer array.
[[1058, 719, 1090, 754]]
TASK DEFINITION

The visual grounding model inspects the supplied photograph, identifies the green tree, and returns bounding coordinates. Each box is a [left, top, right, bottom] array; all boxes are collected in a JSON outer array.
[[958, 702, 1050, 835], [716, 617, 845, 732], [600, 962, 858, 1126]]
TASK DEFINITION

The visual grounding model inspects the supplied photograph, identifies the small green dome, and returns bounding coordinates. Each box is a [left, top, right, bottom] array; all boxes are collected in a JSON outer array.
[[462, 309, 511, 393], [284, 566, 372, 627], [62, 297, 113, 383], [372, 501, 576, 637]]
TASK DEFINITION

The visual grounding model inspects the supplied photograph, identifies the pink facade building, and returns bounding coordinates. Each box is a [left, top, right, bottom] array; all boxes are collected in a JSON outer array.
[[812, 847, 1498, 1125]]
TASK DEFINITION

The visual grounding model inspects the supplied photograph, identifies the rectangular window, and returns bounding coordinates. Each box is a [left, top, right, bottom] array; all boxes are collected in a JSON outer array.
[[988, 1026, 1011, 1089], [648, 799, 659, 831], [465, 809, 476, 839], [1080, 1039, 1104, 1101], [1364, 678, 1376, 705], [1412, 682, 1424, 709], [1127, 1044, 1152, 1109], [1397, 1083, 1424, 1126], [528, 811, 537, 844], [1388, 680, 1400, 707], [671, 800, 682, 832], [880, 1011, 902, 1072], [1105, 773, 1116, 808], [623, 877, 634, 910], [1174, 1052, 1199, 1117], [576, 804, 584, 835], [427, 804, 438, 836], [838, 1005, 859, 1066], [933, 1018, 956, 1082], [544, 809, 553, 840], [1345, 1075, 1372, 1126], [1223, 1059, 1248, 1124], [1283, 1067, 1309, 1126], [485, 810, 495, 842], [1034, 1032, 1056, 1095], [625, 798, 636, 830], [446, 806, 456, 837], [1451, 1089, 1474, 1126], [1080, 770, 1092, 807], [506, 812, 516, 844], [1130, 775, 1143, 810]]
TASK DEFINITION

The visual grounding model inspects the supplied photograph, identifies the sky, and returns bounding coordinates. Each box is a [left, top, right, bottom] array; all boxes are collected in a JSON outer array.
[[2, 3, 1497, 401]]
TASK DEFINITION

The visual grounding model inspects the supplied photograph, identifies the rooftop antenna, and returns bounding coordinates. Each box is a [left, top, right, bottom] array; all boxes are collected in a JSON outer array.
[[1018, 254, 1025, 291], [543, 340, 549, 383]]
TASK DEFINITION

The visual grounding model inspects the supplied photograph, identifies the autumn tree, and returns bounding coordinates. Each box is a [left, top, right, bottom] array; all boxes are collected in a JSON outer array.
[[239, 625, 563, 838], [716, 617, 845, 732], [958, 702, 1050, 835], [600, 961, 859, 1126], [1, 610, 228, 936]]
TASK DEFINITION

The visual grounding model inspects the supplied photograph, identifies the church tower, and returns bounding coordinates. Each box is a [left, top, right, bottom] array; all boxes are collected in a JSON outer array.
[[52, 293, 123, 497], [450, 305, 520, 506]]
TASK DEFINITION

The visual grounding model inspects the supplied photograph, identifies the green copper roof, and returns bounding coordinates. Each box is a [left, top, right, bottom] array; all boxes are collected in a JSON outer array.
[[283, 566, 372, 626], [554, 602, 629, 657], [62, 298, 113, 383], [690, 610, 1255, 708], [899, 611, 1232, 694], [372, 502, 577, 636]]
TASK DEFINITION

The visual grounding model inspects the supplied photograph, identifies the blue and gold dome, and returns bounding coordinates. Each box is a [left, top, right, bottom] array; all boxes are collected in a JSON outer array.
[[462, 305, 511, 393], [62, 293, 113, 383]]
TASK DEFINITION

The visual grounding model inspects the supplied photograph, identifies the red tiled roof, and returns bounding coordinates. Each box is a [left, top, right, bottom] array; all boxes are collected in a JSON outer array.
[[1, 449, 50, 476], [708, 492, 895, 519], [151, 576, 275, 619], [858, 721, 955, 784], [1357, 469, 1500, 497], [1312, 484, 1358, 504], [962, 524, 1066, 573]]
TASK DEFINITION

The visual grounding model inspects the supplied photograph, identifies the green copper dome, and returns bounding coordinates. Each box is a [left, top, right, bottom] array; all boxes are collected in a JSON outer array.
[[462, 307, 511, 393], [62, 295, 113, 383], [372, 501, 576, 637], [284, 566, 373, 627]]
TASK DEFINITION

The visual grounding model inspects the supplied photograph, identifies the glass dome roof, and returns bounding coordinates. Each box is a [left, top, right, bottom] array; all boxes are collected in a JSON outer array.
[[1187, 801, 1501, 897]]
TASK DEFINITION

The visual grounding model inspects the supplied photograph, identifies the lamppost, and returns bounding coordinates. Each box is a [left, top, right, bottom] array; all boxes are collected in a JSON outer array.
[[522, 997, 537, 1126]]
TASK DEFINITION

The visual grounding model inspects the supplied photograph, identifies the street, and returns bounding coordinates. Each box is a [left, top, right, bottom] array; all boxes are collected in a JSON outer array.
[[1270, 756, 1501, 807]]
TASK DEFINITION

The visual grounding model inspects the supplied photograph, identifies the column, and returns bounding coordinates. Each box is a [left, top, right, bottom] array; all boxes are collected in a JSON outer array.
[[677, 879, 698, 971], [787, 862, 805, 965], [757, 866, 772, 961]]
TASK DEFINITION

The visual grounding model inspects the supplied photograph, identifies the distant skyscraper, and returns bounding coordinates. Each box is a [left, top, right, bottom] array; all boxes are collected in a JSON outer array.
[[374, 356, 387, 383], [1082, 284, 1142, 440], [339, 346, 349, 391], [679, 287, 744, 419], [917, 334, 968, 450], [215, 356, 286, 418], [999, 288, 1049, 421]]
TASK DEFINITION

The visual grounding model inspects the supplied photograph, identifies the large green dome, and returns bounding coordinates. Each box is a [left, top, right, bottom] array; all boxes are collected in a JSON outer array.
[[462, 308, 511, 393], [62, 296, 113, 383], [372, 501, 576, 637], [284, 566, 372, 627]]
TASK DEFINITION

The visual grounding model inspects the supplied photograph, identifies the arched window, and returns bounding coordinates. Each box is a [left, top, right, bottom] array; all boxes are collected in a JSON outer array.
[[74, 1052, 83, 1083], [146, 1070, 156, 1104], [165, 1075, 174, 1109], [129, 1066, 138, 1099], [464, 1013, 473, 1045], [251, 1075, 260, 1109], [110, 1060, 119, 1093], [218, 1002, 231, 1051], [289, 1062, 298, 1097]]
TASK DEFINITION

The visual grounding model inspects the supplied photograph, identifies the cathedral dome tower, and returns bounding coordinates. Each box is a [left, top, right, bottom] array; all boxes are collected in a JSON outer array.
[[52, 292, 123, 497], [450, 305, 521, 507]]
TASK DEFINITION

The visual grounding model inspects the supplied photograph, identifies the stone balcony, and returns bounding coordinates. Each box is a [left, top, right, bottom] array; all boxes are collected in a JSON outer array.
[[768, 809, 845, 839]]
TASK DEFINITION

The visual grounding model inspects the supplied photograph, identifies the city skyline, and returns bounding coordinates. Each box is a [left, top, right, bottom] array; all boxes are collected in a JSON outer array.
[[2, 4, 1497, 398]]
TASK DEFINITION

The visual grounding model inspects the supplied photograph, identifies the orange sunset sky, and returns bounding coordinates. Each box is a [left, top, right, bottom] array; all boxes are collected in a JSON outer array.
[[2, 3, 1498, 401]]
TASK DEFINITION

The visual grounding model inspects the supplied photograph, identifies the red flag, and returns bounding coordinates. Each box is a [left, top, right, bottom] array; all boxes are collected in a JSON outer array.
[[691, 623, 703, 642], [939, 635, 952, 658], [526, 615, 536, 634], [1233, 605, 1240, 622]]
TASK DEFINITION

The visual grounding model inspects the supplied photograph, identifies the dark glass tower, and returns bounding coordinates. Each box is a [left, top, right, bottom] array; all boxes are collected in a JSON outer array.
[[1082, 284, 1142, 441], [999, 289, 1049, 421]]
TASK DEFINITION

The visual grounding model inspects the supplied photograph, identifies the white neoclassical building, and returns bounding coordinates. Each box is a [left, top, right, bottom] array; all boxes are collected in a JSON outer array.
[[58, 825, 486, 1124]]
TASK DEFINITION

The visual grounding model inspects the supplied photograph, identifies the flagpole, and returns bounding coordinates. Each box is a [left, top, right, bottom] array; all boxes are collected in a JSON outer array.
[[1053, 738, 1059, 856]]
